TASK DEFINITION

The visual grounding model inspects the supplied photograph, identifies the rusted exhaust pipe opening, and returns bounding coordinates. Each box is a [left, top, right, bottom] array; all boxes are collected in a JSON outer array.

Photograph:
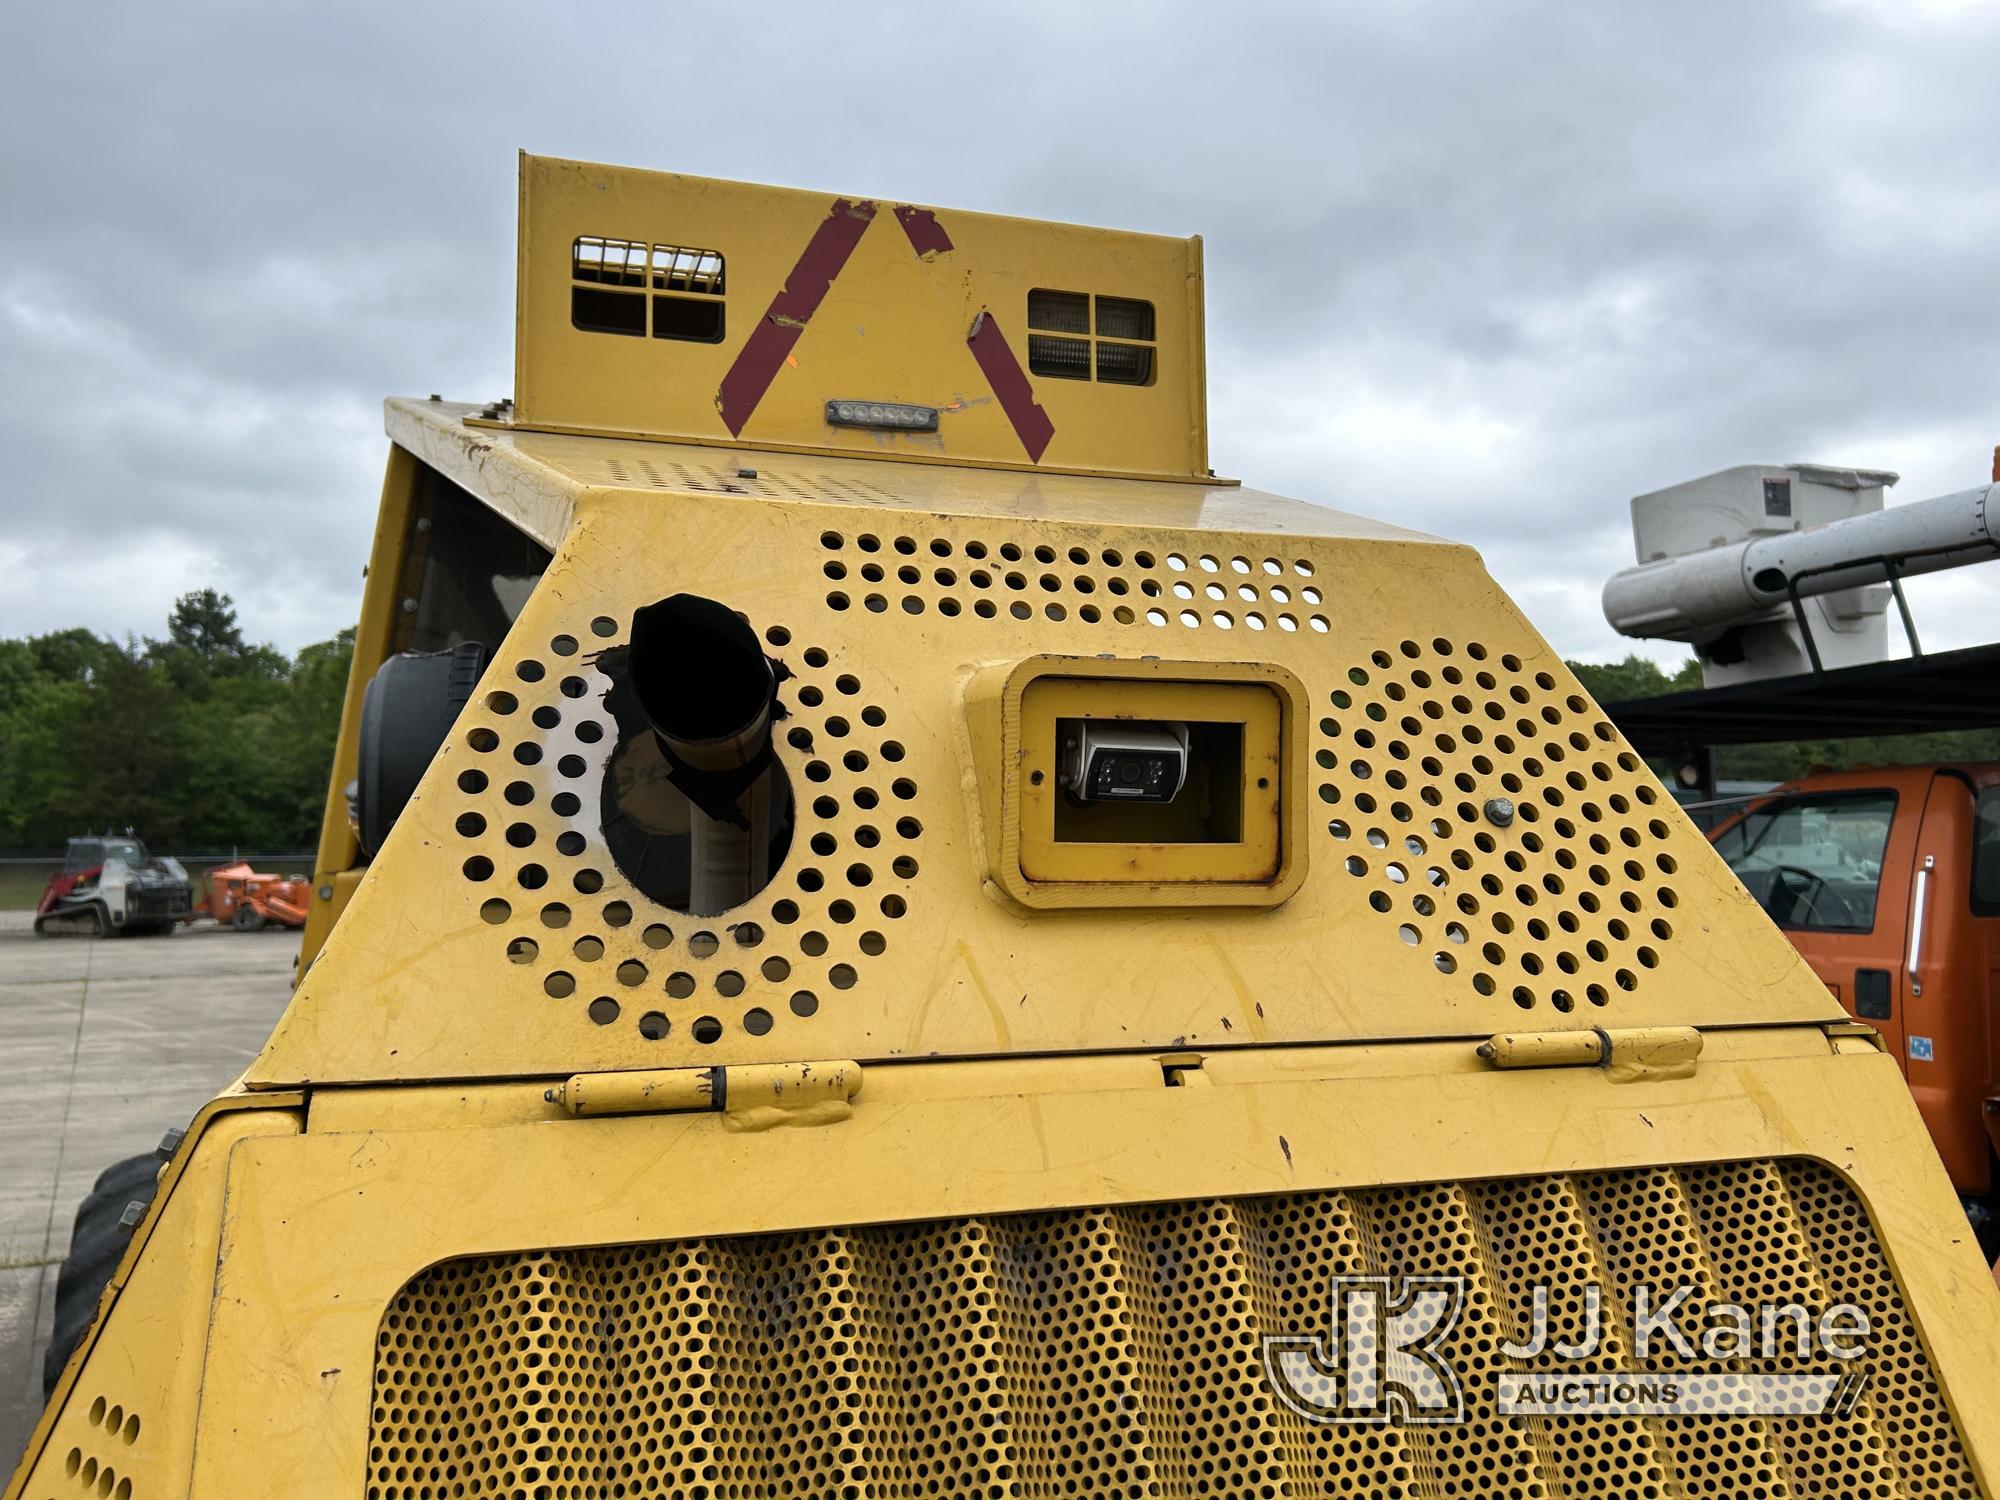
[[628, 594, 781, 915], [631, 595, 775, 751]]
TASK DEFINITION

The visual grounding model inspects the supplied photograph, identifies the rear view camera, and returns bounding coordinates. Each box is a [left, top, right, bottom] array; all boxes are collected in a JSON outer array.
[[1059, 721, 1190, 804]]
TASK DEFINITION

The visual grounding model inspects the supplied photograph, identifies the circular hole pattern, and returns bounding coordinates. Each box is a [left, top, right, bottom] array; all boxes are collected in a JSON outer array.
[[818, 533, 1326, 631], [1320, 639, 1677, 1011], [452, 625, 923, 1044]]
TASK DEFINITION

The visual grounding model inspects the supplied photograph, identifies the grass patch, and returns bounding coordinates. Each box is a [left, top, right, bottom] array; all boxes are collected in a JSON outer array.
[[0, 866, 55, 911]]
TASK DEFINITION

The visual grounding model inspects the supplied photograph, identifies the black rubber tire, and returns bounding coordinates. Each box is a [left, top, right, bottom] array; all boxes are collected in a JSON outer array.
[[232, 904, 264, 932], [356, 641, 488, 856], [41, 1153, 160, 1398]]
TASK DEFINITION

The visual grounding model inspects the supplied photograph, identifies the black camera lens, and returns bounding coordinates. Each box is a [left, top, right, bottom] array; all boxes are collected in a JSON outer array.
[[1089, 748, 1177, 801]]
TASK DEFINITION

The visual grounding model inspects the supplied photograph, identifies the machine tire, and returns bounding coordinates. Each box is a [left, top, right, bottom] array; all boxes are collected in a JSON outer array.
[[232, 904, 265, 932], [41, 1153, 161, 1398], [356, 641, 488, 856]]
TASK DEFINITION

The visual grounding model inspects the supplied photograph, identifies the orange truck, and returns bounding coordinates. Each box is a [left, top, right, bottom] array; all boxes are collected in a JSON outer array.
[[1599, 456, 2000, 1232], [1709, 765, 2000, 1217]]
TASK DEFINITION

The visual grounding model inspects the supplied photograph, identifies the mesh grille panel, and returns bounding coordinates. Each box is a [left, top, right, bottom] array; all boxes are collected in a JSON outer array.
[[1316, 638, 1678, 1014], [367, 1161, 1973, 1499]]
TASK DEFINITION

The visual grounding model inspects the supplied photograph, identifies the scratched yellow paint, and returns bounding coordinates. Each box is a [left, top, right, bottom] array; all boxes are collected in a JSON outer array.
[[507, 154, 1210, 480], [14, 158, 2000, 1500]]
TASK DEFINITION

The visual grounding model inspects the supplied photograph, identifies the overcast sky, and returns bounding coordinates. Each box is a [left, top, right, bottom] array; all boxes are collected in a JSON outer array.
[[4, 0, 1998, 665]]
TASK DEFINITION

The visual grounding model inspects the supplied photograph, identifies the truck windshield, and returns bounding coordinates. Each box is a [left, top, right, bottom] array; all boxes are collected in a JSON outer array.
[[1712, 790, 1895, 933]]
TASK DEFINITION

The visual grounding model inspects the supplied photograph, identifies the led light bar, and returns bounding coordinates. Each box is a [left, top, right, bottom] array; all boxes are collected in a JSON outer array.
[[825, 399, 940, 433]]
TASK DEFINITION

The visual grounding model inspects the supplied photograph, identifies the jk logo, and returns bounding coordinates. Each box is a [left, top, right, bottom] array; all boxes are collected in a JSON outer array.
[[1263, 1276, 1467, 1425]]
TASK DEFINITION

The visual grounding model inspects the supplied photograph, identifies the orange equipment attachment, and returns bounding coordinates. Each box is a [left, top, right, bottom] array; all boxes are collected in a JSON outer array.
[[200, 863, 311, 930]]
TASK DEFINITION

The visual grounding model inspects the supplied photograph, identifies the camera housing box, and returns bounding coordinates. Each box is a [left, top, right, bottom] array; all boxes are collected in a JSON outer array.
[[1059, 720, 1191, 804], [970, 655, 1306, 907]]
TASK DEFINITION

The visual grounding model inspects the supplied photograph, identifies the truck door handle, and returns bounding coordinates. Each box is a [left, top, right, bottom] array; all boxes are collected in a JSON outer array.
[[1906, 854, 1934, 997]]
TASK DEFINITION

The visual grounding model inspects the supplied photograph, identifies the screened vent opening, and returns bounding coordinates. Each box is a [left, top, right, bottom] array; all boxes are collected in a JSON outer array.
[[1096, 342, 1154, 385], [1027, 288, 1090, 333], [572, 236, 726, 342], [572, 236, 647, 286], [650, 244, 725, 296], [652, 296, 725, 344], [1096, 295, 1154, 341], [1026, 334, 1092, 380], [572, 286, 645, 337], [1028, 287, 1156, 385]]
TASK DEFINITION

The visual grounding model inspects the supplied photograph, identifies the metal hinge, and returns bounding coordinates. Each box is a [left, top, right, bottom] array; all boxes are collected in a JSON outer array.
[[1159, 1051, 1210, 1088], [544, 1059, 861, 1130], [1476, 1026, 1702, 1083], [1823, 1020, 1887, 1056]]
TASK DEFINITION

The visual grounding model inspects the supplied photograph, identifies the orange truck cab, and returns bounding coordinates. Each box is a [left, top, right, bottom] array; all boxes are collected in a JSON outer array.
[[1711, 764, 2000, 1208]]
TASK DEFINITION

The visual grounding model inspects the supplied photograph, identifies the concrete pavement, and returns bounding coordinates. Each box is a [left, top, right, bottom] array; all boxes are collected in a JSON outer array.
[[0, 911, 294, 1476]]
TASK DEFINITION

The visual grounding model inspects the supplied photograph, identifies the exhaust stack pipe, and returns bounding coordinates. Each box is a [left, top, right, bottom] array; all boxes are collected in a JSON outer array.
[[628, 594, 780, 916]]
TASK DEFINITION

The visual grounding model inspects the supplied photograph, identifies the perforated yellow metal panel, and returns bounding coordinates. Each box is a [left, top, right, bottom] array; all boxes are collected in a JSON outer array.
[[259, 409, 1840, 1086], [365, 1159, 1973, 1499], [50, 1393, 144, 1500], [1314, 637, 1681, 1014]]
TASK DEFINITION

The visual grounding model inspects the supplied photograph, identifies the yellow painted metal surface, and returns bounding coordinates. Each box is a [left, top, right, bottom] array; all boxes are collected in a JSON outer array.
[[1478, 1028, 1613, 1068], [544, 1057, 860, 1123], [361, 1162, 1952, 1496], [509, 155, 1210, 480], [91, 1033, 2000, 1495], [250, 395, 1836, 1087], [17, 161, 2000, 1499], [1013, 666, 1290, 889], [1476, 1024, 1703, 1080], [6, 1097, 301, 1500]]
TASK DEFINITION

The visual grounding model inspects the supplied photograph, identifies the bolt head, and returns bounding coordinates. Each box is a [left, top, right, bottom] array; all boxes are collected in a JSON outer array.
[[1483, 796, 1516, 828]]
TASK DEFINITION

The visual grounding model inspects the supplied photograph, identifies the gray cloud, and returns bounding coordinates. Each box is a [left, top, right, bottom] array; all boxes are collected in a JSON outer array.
[[4, 0, 1998, 661]]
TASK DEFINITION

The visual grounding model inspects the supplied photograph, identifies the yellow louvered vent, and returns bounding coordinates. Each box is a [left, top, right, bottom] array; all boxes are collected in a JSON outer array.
[[366, 1159, 1970, 1498]]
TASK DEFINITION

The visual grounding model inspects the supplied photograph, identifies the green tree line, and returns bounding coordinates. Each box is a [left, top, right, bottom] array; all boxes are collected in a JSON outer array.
[[1568, 654, 2000, 780], [3, 600, 1995, 855], [0, 590, 351, 851]]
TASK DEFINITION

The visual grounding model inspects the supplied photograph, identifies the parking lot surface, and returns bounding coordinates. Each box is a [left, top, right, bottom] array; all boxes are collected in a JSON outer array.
[[0, 912, 295, 1474]]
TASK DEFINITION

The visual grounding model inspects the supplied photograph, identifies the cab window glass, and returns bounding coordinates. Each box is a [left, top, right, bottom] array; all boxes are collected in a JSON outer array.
[[1974, 788, 2000, 916], [1713, 790, 1896, 933]]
